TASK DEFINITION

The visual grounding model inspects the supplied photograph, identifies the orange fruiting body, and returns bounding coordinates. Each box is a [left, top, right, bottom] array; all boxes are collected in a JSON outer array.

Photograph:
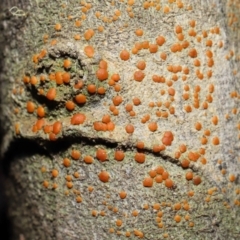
[[135, 152, 145, 163], [114, 150, 125, 161], [71, 113, 86, 125], [96, 68, 108, 81], [98, 171, 110, 182], [143, 177, 153, 187], [96, 149, 108, 162], [120, 50, 130, 61]]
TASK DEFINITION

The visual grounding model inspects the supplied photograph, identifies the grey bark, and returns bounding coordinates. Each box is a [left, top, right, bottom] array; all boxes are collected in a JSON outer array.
[[0, 0, 240, 240]]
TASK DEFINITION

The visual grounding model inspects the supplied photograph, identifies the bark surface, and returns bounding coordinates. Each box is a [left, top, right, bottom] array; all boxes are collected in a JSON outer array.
[[0, 0, 240, 239]]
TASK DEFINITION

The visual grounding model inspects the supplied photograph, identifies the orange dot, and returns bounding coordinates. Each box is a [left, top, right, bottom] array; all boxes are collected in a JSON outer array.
[[133, 97, 141, 105], [149, 169, 157, 178], [52, 121, 62, 135], [84, 29, 94, 40], [148, 122, 158, 132], [97, 87, 106, 95], [162, 171, 169, 180], [173, 203, 181, 211], [229, 174, 236, 182], [149, 44, 158, 53], [212, 116, 218, 125], [26, 101, 35, 113], [63, 59, 71, 69], [43, 180, 49, 188], [98, 171, 110, 182], [175, 25, 182, 34], [30, 76, 38, 85], [65, 100, 75, 111], [84, 155, 94, 164], [119, 191, 127, 199], [135, 29, 143, 36], [179, 144, 187, 153], [160, 52, 167, 60], [174, 215, 181, 223], [84, 45, 95, 57], [168, 87, 175, 96], [116, 219, 122, 227], [136, 60, 146, 70], [181, 159, 190, 168], [54, 23, 61, 31], [43, 125, 52, 134], [87, 84, 96, 94], [162, 131, 174, 146], [114, 150, 125, 161], [71, 113, 86, 125], [134, 71, 145, 82], [120, 50, 130, 61], [195, 122, 202, 131], [155, 175, 163, 183], [212, 136, 220, 145], [46, 88, 56, 100], [136, 141, 144, 149], [165, 179, 174, 188], [96, 68, 108, 81], [135, 152, 145, 163], [188, 48, 198, 58], [125, 124, 134, 134], [193, 176, 201, 185], [156, 36, 166, 46], [143, 177, 153, 187], [35, 119, 44, 130], [63, 158, 71, 167], [51, 169, 59, 178], [62, 72, 71, 83], [185, 171, 193, 180], [71, 149, 81, 160], [96, 149, 108, 162], [99, 60, 108, 69], [112, 95, 123, 106], [75, 94, 86, 104]]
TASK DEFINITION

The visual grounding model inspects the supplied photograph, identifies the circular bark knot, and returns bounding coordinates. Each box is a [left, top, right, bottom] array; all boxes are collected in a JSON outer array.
[[2, 0, 240, 239]]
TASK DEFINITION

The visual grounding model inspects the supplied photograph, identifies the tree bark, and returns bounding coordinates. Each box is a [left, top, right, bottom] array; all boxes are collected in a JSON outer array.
[[1, 0, 240, 239]]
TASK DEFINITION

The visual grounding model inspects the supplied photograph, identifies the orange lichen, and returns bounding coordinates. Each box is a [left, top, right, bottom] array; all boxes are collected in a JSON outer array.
[[46, 88, 56, 100], [162, 131, 174, 146], [143, 177, 153, 187], [148, 122, 158, 132], [84, 155, 94, 164], [135, 29, 143, 36], [120, 50, 130, 61], [96, 68, 108, 81], [193, 176, 201, 185], [71, 113, 86, 125], [134, 71, 145, 82], [185, 171, 193, 180], [114, 150, 125, 161], [135, 152, 145, 163], [96, 149, 108, 162], [63, 158, 71, 167], [84, 45, 95, 57], [71, 149, 81, 160], [188, 48, 198, 58], [165, 179, 174, 188], [51, 169, 58, 178], [125, 124, 134, 134], [26, 101, 35, 113], [229, 174, 236, 182], [212, 136, 220, 145], [174, 215, 182, 223], [66, 101, 75, 111], [98, 171, 110, 183]]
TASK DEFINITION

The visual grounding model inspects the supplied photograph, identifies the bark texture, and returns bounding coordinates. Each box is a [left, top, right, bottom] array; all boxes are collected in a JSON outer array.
[[0, 0, 240, 239]]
